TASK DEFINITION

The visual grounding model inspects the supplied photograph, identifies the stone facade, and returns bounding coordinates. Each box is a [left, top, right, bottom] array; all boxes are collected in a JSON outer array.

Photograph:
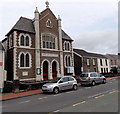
[[3, 3, 74, 82]]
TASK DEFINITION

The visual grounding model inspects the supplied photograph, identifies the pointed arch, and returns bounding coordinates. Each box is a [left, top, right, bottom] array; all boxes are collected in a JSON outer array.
[[51, 60, 59, 79], [20, 53, 24, 67]]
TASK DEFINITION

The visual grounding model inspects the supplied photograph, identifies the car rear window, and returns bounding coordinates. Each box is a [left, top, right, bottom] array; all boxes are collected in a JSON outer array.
[[80, 73, 88, 77]]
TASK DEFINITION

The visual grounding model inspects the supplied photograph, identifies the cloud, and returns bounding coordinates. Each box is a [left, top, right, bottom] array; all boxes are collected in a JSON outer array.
[[73, 29, 118, 54]]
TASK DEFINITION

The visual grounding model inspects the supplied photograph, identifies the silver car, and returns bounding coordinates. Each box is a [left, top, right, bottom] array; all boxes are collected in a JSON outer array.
[[42, 76, 78, 94], [79, 72, 106, 86]]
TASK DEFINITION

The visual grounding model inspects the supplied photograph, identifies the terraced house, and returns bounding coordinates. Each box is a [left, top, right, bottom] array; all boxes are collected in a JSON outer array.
[[2, 2, 74, 83], [74, 49, 110, 75]]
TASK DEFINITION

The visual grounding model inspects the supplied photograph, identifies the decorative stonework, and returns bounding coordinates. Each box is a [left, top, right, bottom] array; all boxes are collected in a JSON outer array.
[[22, 71, 28, 76], [42, 53, 58, 57]]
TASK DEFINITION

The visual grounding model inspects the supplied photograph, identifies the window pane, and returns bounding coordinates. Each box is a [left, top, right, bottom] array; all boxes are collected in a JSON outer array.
[[50, 42, 52, 49], [26, 54, 29, 67], [68, 56, 71, 66], [43, 41, 45, 48], [68, 43, 70, 50], [20, 53, 24, 67], [65, 43, 67, 50], [46, 42, 49, 48], [26, 36, 29, 46], [53, 43, 55, 49], [20, 35, 24, 46], [66, 56, 68, 66]]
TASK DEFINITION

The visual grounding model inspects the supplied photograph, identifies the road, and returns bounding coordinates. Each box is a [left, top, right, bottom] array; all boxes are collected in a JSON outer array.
[[2, 78, 119, 113]]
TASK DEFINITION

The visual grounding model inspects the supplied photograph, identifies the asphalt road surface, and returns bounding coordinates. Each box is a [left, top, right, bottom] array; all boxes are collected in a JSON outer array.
[[2, 78, 119, 113]]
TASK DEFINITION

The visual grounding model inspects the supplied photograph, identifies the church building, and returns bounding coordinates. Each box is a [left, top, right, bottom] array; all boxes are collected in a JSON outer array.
[[4, 1, 74, 82]]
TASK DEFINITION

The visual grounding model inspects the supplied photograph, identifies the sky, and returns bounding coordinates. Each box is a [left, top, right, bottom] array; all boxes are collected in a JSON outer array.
[[0, 0, 119, 54]]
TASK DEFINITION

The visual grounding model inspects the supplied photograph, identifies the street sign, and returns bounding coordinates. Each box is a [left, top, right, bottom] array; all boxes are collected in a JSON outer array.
[[36, 68, 41, 75]]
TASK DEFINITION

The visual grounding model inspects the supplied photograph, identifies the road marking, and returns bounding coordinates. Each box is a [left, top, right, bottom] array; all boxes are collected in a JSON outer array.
[[38, 97, 47, 100], [73, 101, 86, 107], [95, 94, 104, 99], [53, 94, 61, 96], [19, 100, 30, 104], [109, 90, 118, 94], [38, 97, 43, 100], [85, 87, 91, 89], [53, 110, 60, 112], [88, 93, 102, 98], [66, 91, 74, 94]]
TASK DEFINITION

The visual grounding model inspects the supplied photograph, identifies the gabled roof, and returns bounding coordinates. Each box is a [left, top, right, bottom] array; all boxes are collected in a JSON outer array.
[[6, 17, 35, 36], [104, 54, 118, 60], [62, 30, 73, 41], [6, 7, 73, 41], [74, 48, 107, 59], [40, 8, 57, 20]]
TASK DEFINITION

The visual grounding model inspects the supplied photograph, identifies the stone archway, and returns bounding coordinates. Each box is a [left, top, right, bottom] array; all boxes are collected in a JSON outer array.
[[52, 61, 57, 79]]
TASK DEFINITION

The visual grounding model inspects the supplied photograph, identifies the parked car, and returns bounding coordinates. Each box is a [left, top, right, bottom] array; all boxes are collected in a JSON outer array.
[[79, 72, 106, 86], [42, 76, 78, 94]]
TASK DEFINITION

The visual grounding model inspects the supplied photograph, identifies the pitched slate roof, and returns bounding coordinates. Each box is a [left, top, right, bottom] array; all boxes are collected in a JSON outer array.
[[6, 16, 73, 41], [62, 30, 73, 41], [104, 54, 118, 60], [74, 48, 107, 58], [6, 17, 35, 35]]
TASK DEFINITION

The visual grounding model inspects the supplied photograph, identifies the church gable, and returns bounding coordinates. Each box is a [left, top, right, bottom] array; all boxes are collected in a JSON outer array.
[[39, 8, 59, 37]]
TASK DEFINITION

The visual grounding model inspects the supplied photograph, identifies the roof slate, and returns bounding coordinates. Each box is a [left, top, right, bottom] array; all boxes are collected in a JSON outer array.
[[6, 17, 35, 35], [62, 30, 73, 41], [6, 16, 73, 41], [74, 48, 107, 58], [104, 54, 118, 60]]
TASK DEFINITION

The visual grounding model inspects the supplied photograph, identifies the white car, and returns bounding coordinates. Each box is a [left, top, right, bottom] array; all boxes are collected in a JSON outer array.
[[42, 76, 78, 94]]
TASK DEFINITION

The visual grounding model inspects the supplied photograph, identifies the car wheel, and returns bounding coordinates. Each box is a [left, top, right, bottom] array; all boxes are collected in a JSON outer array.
[[103, 79, 106, 84], [73, 84, 77, 90], [53, 87, 59, 94], [92, 81, 95, 86]]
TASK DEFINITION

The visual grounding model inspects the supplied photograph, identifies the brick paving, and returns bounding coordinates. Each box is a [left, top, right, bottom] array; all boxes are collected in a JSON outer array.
[[0, 76, 119, 101]]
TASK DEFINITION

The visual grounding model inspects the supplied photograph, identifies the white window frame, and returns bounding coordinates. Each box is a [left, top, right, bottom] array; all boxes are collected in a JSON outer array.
[[87, 59, 90, 66], [41, 33, 57, 50], [18, 52, 32, 69], [93, 59, 96, 65], [19, 33, 31, 47], [46, 19, 53, 28]]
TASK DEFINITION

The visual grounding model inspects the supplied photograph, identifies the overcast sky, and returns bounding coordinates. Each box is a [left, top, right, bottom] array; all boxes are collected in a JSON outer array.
[[0, 0, 119, 54]]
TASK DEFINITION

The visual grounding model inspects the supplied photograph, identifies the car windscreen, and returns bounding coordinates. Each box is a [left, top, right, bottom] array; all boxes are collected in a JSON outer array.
[[48, 77, 61, 83], [80, 73, 88, 77]]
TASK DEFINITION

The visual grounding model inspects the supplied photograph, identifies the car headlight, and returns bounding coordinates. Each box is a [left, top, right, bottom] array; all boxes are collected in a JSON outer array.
[[47, 85, 52, 88]]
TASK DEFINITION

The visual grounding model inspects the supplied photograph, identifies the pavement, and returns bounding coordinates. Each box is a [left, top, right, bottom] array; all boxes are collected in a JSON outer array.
[[0, 76, 119, 101]]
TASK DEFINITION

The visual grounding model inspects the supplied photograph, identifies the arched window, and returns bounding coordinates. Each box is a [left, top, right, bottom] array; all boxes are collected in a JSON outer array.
[[65, 42, 67, 50], [68, 43, 70, 50], [26, 53, 29, 67], [19, 53, 31, 68], [68, 56, 71, 66], [65, 56, 68, 66], [46, 19, 53, 28], [20, 35, 24, 46], [20, 53, 24, 67], [20, 34, 31, 46], [65, 56, 71, 67], [64, 42, 70, 51], [26, 36, 29, 46], [42, 33, 56, 49]]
